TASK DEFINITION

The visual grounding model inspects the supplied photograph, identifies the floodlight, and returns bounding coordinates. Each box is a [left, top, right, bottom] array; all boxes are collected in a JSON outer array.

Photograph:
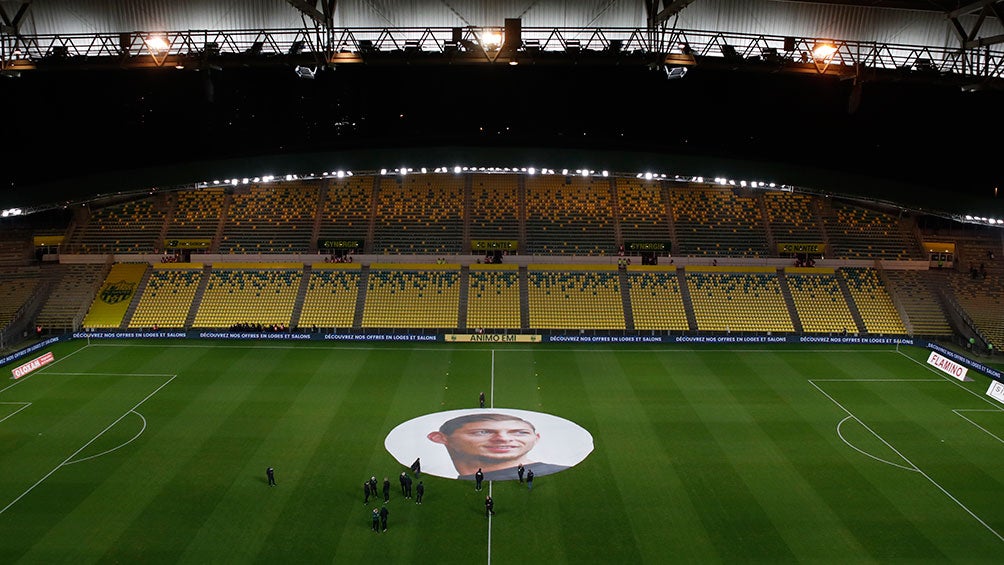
[[454, 166, 462, 173], [812, 41, 837, 60], [336, 170, 345, 178], [528, 167, 536, 175], [145, 35, 169, 53], [294, 66, 316, 79], [665, 66, 688, 80]]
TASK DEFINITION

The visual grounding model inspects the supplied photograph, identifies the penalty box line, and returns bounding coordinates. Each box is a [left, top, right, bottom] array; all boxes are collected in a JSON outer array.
[[0, 373, 177, 516], [810, 378, 1004, 543]]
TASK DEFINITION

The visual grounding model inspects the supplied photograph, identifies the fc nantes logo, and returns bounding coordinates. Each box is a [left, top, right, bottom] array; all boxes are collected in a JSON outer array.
[[100, 280, 136, 304]]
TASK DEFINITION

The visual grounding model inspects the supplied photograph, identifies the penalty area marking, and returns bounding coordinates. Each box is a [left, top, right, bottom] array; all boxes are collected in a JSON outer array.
[[810, 378, 1004, 543], [952, 410, 1004, 445], [0, 374, 176, 516], [64, 410, 147, 465], [0, 402, 31, 424]]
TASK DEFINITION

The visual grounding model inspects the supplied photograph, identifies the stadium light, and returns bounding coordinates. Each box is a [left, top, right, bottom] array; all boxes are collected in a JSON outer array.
[[812, 41, 837, 60], [145, 35, 169, 53], [454, 166, 462, 173]]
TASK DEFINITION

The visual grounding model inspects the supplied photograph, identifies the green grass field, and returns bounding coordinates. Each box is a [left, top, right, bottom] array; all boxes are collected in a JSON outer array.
[[1, 340, 1002, 563]]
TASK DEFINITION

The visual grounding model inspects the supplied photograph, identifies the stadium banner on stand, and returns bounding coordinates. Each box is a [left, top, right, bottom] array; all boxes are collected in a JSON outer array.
[[445, 334, 541, 343], [926, 342, 1002, 381], [624, 241, 671, 252], [926, 351, 971, 381], [164, 238, 212, 249], [987, 380, 1004, 405], [471, 240, 518, 251], [321, 333, 438, 341], [0, 336, 64, 368], [73, 331, 188, 340], [11, 351, 54, 379], [317, 239, 364, 250], [778, 243, 825, 254]]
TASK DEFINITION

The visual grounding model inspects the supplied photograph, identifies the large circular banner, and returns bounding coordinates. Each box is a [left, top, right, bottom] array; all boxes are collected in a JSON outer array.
[[385, 408, 594, 481]]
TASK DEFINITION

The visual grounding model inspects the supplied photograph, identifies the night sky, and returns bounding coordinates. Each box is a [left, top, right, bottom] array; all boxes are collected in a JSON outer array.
[[2, 62, 1002, 213]]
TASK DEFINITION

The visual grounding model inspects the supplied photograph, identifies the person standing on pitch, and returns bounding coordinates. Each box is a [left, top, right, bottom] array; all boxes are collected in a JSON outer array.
[[380, 505, 389, 532], [383, 477, 391, 502], [526, 469, 534, 490], [371, 508, 380, 532], [474, 468, 484, 491], [415, 481, 424, 504], [266, 467, 276, 486], [485, 495, 495, 517], [369, 476, 378, 496], [479, 391, 486, 408], [364, 481, 371, 503], [399, 472, 407, 496], [404, 473, 413, 498], [517, 463, 525, 483]]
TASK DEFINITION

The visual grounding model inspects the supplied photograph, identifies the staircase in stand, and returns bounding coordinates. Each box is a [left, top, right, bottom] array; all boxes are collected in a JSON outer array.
[[290, 265, 311, 330], [184, 265, 212, 328], [618, 268, 634, 330]]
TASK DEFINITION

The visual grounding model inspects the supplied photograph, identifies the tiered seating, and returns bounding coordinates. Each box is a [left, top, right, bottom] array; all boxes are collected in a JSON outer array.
[[840, 268, 906, 334], [165, 187, 226, 242], [670, 187, 769, 257], [616, 179, 670, 243], [317, 176, 373, 245], [525, 177, 615, 255], [467, 266, 521, 330], [470, 174, 520, 241], [192, 264, 301, 327], [72, 198, 166, 253], [298, 264, 361, 329], [953, 235, 1003, 279], [627, 268, 690, 331], [0, 270, 41, 327], [35, 264, 108, 330], [824, 202, 919, 259], [763, 192, 825, 246], [527, 267, 624, 329], [948, 273, 1003, 348], [881, 270, 952, 336], [372, 175, 464, 254], [362, 265, 460, 327], [784, 268, 856, 334], [686, 267, 793, 332], [128, 264, 204, 328], [83, 263, 149, 328], [219, 183, 318, 253], [0, 237, 31, 266]]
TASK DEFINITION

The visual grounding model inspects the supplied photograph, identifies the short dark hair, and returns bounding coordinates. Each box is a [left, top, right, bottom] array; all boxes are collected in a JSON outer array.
[[438, 413, 536, 436]]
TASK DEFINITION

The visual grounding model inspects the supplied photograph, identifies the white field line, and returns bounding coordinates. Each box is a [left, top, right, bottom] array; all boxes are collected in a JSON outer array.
[[835, 415, 916, 472], [0, 374, 176, 516], [64, 410, 148, 465], [952, 410, 1004, 445], [488, 349, 495, 565], [0, 342, 92, 395], [0, 402, 31, 424], [895, 348, 1004, 409], [810, 379, 1004, 543]]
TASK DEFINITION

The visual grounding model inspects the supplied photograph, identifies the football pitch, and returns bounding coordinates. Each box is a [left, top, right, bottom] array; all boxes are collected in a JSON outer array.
[[1, 340, 1002, 563]]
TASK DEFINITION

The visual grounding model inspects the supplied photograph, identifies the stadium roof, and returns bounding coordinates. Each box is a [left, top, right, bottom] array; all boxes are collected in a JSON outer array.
[[1, 1, 1002, 219]]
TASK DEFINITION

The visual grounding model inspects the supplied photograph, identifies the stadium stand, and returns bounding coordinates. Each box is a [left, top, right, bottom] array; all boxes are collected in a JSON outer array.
[[362, 264, 461, 328], [626, 267, 690, 331], [822, 202, 920, 260], [372, 175, 464, 254], [192, 263, 301, 327], [947, 272, 1003, 348], [882, 270, 953, 336], [670, 187, 770, 257], [616, 179, 671, 243], [0, 269, 42, 328], [219, 183, 318, 253], [527, 266, 624, 329], [317, 176, 374, 251], [839, 268, 906, 334], [128, 264, 204, 329], [525, 176, 615, 255], [165, 187, 227, 246], [70, 198, 167, 254], [763, 192, 825, 246], [35, 263, 109, 331], [467, 265, 521, 331], [299, 264, 362, 329], [686, 267, 793, 332], [83, 263, 149, 328], [469, 174, 520, 242], [783, 268, 857, 334]]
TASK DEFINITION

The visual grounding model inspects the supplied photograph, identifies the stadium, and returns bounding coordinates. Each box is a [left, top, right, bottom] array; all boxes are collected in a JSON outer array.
[[1, 1, 1003, 562]]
